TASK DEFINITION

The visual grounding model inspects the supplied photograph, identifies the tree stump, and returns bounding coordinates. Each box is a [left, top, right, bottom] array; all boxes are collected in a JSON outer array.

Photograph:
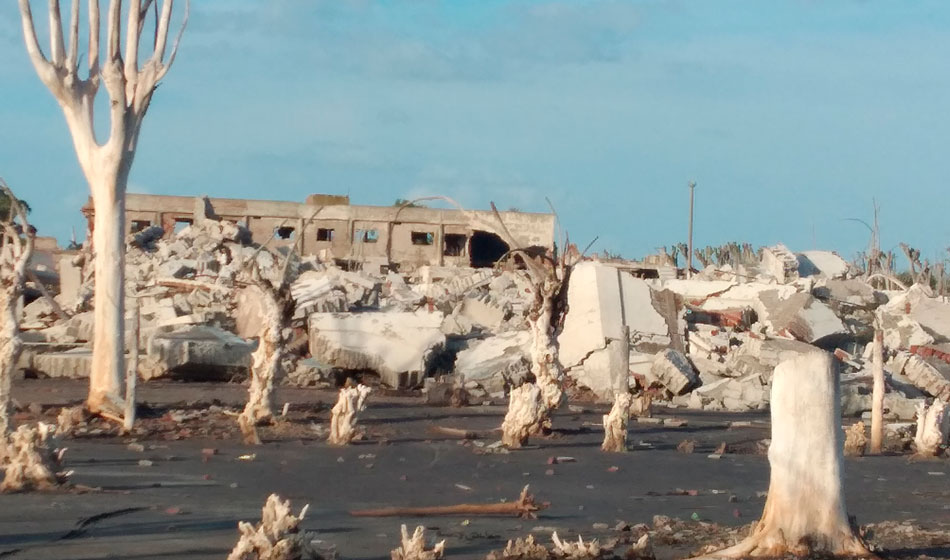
[[914, 401, 949, 457], [391, 525, 445, 560], [1, 423, 67, 493], [602, 392, 632, 452], [227, 494, 325, 560], [328, 383, 371, 446], [501, 383, 542, 448], [844, 421, 867, 457], [694, 351, 871, 558]]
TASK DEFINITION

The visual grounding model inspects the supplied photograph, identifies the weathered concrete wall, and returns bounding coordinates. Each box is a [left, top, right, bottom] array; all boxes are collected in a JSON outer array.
[[92, 194, 556, 269]]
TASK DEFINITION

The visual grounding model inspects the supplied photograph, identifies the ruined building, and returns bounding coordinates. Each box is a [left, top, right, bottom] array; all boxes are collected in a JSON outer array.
[[83, 194, 556, 270]]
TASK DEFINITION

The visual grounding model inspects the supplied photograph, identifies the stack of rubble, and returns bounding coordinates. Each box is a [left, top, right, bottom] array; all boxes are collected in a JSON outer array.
[[17, 217, 950, 428]]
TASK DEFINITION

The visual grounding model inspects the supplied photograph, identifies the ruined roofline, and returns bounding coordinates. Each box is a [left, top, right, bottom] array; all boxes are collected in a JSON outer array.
[[83, 193, 555, 220]]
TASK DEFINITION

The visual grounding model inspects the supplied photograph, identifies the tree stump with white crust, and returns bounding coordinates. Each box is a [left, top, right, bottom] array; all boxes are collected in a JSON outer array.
[[694, 351, 872, 559]]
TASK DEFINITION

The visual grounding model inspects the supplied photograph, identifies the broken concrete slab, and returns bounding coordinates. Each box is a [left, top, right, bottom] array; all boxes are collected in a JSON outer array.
[[454, 331, 532, 394], [457, 296, 506, 331], [20, 347, 93, 379], [145, 325, 255, 381], [761, 244, 799, 283], [648, 349, 698, 395], [881, 285, 950, 346], [891, 352, 950, 401], [796, 251, 851, 279], [309, 310, 445, 388], [756, 291, 847, 343], [559, 262, 683, 398]]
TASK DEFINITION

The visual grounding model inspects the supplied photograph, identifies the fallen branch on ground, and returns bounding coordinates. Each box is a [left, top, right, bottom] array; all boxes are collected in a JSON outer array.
[[349, 485, 546, 519]]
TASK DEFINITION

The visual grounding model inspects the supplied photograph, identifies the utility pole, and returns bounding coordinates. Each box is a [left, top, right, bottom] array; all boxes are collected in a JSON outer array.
[[687, 181, 696, 279]]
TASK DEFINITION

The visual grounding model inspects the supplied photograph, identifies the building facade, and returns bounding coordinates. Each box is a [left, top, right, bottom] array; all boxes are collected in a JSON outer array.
[[85, 193, 557, 269]]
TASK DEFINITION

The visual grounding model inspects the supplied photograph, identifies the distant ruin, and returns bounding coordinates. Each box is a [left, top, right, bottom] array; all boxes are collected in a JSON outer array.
[[83, 194, 557, 271]]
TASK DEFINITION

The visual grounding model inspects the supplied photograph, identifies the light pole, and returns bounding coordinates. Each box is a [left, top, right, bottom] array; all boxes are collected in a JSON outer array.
[[687, 181, 696, 279]]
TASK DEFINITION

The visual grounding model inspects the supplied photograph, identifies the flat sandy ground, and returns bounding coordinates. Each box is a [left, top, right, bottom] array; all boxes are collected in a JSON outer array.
[[2, 379, 948, 559]]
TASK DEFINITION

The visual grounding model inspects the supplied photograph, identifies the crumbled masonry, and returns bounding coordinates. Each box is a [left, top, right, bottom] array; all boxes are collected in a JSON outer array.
[[16, 193, 950, 434]]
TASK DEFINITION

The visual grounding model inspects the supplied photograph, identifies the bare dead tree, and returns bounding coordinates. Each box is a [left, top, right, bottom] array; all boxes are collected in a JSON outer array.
[[488, 202, 578, 447], [0, 180, 34, 437], [236, 248, 296, 445], [899, 243, 922, 285], [18, 0, 189, 417]]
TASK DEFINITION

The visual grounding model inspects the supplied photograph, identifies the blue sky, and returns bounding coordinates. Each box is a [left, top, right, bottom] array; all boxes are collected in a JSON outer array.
[[1, 1, 949, 264]]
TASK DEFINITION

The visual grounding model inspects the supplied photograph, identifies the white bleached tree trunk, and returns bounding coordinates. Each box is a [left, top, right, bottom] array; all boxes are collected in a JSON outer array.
[[528, 275, 566, 431], [328, 383, 371, 446], [695, 351, 871, 559], [870, 324, 885, 454], [914, 401, 949, 457], [18, 0, 188, 416], [501, 382, 542, 448], [239, 285, 283, 431], [601, 392, 632, 453], [236, 251, 295, 445], [0, 181, 34, 438]]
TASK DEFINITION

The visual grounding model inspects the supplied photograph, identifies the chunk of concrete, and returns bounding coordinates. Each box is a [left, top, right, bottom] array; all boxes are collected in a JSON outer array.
[[454, 331, 532, 394], [309, 310, 445, 388], [648, 349, 697, 395], [761, 244, 799, 283], [458, 296, 506, 331], [146, 325, 255, 380], [22, 347, 92, 379], [882, 285, 950, 346], [756, 290, 847, 343], [796, 251, 851, 279], [559, 262, 681, 396], [893, 352, 950, 401]]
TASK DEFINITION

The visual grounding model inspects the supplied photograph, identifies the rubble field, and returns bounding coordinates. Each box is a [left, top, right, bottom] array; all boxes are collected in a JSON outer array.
[[2, 378, 949, 560], [8, 211, 950, 559]]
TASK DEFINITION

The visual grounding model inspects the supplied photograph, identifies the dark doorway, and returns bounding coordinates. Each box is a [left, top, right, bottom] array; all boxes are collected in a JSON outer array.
[[470, 230, 509, 268]]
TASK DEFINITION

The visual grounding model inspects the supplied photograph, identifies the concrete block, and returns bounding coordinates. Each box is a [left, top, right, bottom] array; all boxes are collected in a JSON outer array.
[[146, 325, 255, 380], [649, 349, 698, 395], [309, 310, 445, 388]]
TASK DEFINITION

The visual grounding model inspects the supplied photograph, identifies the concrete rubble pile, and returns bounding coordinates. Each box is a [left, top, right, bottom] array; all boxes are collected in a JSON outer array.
[[16, 209, 542, 392], [15, 218, 950, 434], [558, 248, 949, 424]]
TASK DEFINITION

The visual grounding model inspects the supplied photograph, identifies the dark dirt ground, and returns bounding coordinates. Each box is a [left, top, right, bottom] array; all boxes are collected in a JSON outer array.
[[2, 378, 949, 560]]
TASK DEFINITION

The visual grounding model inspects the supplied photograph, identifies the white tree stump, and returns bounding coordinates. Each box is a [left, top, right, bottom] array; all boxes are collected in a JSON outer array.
[[602, 392, 633, 453], [490, 535, 547, 559], [694, 351, 871, 558], [501, 383, 543, 448], [227, 494, 324, 560], [328, 383, 371, 446], [1, 423, 66, 492], [391, 525, 445, 560], [843, 421, 867, 457], [551, 532, 603, 557], [630, 392, 653, 418], [914, 400, 949, 457], [0, 182, 33, 437]]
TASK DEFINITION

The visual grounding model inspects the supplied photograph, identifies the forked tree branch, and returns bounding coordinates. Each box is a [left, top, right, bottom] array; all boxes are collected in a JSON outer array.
[[18, 0, 189, 155]]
